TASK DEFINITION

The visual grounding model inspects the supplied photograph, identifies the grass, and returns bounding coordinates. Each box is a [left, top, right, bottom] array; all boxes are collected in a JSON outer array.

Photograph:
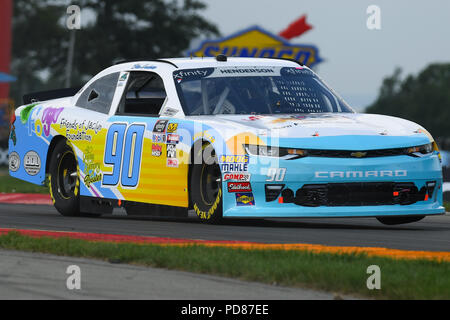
[[445, 202, 450, 212], [0, 231, 449, 299], [0, 168, 48, 194]]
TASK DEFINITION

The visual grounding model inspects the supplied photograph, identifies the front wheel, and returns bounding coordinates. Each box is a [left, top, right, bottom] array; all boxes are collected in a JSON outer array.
[[376, 215, 425, 225], [49, 140, 80, 216], [190, 144, 223, 223]]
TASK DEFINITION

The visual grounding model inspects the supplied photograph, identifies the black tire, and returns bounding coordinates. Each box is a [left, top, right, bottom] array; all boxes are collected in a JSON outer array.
[[49, 140, 81, 216], [376, 215, 425, 225], [190, 143, 223, 223]]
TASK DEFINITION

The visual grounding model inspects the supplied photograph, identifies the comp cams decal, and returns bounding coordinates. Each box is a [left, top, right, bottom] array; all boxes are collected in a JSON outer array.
[[223, 173, 251, 181]]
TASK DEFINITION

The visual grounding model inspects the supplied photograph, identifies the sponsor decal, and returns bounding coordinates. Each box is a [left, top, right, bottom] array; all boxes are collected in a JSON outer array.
[[151, 143, 162, 157], [166, 143, 177, 158], [119, 73, 128, 81], [82, 146, 102, 188], [186, 19, 322, 68], [167, 123, 178, 133], [235, 192, 255, 206], [219, 68, 275, 75], [221, 163, 248, 173], [66, 131, 92, 142], [23, 151, 41, 175], [59, 118, 101, 142], [38, 107, 64, 137], [220, 155, 249, 163], [223, 173, 251, 181], [243, 115, 265, 121], [153, 120, 168, 133], [314, 170, 408, 179], [132, 63, 157, 70], [266, 168, 286, 182], [8, 152, 20, 172], [161, 107, 179, 117], [228, 182, 252, 193], [173, 69, 210, 79], [117, 73, 128, 86], [167, 133, 180, 144], [152, 133, 166, 143], [166, 158, 178, 168], [60, 118, 102, 134]]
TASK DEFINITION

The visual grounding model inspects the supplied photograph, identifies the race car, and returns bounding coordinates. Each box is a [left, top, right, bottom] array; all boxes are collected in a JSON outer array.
[[8, 56, 444, 224]]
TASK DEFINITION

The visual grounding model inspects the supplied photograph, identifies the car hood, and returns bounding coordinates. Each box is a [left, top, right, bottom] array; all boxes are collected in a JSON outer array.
[[190, 113, 432, 150]]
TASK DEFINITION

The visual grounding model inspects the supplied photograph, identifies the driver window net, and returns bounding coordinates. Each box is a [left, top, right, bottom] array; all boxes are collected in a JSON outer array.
[[274, 78, 323, 113]]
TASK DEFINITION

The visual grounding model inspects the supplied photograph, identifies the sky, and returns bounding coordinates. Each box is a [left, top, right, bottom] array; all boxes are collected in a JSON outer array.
[[197, 0, 450, 111]]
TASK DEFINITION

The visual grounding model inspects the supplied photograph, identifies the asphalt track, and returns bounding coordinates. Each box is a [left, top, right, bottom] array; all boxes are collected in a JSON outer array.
[[0, 204, 449, 252], [1, 250, 346, 300]]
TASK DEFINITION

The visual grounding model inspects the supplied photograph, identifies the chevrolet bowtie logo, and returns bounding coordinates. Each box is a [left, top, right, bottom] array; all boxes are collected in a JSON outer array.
[[350, 151, 367, 158]]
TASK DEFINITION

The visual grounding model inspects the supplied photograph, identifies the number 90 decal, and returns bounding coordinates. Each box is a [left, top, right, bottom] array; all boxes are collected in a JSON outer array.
[[266, 167, 286, 182], [102, 123, 145, 188]]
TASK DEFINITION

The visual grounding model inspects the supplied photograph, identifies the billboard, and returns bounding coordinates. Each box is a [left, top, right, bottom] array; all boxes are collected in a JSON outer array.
[[187, 15, 322, 68]]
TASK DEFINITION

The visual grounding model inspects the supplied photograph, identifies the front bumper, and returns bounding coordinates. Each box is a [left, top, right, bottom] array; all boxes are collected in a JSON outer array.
[[222, 153, 444, 218]]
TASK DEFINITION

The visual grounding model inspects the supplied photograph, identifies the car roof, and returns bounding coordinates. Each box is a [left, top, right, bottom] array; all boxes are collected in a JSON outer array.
[[114, 57, 303, 71]]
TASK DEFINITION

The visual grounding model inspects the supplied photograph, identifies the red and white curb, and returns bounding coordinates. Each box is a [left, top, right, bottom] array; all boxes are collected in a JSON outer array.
[[0, 193, 52, 205]]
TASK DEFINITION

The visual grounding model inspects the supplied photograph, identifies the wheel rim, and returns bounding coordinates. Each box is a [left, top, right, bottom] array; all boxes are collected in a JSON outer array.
[[57, 151, 78, 199], [200, 162, 221, 206]]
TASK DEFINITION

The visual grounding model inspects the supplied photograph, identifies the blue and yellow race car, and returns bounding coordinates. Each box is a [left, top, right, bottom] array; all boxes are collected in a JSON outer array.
[[8, 56, 444, 224]]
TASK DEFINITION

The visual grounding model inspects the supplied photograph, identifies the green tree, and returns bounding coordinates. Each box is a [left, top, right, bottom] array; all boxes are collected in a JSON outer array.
[[10, 1, 68, 102], [366, 63, 450, 138], [10, 0, 219, 104]]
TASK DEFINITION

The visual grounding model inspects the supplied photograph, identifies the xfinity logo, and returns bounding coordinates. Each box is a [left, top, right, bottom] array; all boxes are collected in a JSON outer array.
[[315, 170, 407, 178], [173, 70, 208, 78]]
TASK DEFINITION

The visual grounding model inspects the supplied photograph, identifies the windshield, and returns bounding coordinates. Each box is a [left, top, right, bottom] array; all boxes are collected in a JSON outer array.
[[173, 66, 354, 115]]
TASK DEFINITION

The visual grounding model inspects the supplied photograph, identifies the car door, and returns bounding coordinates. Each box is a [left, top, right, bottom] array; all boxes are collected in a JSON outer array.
[[100, 70, 188, 208], [69, 71, 127, 199]]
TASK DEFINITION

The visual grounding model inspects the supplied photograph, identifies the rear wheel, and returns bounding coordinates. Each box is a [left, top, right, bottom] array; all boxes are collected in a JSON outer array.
[[376, 215, 425, 225], [49, 140, 80, 216], [190, 144, 223, 223]]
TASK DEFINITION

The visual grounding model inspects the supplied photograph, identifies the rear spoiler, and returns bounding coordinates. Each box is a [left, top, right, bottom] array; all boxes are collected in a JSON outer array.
[[23, 87, 82, 105]]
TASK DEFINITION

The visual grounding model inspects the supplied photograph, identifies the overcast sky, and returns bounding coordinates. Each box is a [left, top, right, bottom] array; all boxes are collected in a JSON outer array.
[[198, 0, 450, 111]]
